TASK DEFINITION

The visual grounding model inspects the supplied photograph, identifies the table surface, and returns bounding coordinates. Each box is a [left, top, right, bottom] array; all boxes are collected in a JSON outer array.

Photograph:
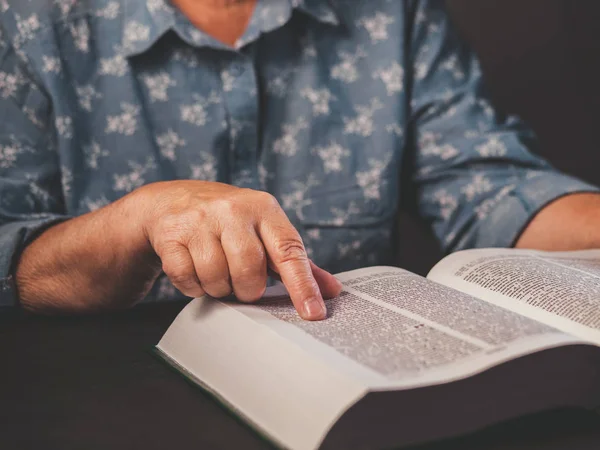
[[1, 301, 600, 450]]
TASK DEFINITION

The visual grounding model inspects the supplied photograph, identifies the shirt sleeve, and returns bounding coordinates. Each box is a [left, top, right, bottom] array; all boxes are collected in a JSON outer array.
[[405, 0, 599, 253], [0, 31, 69, 307]]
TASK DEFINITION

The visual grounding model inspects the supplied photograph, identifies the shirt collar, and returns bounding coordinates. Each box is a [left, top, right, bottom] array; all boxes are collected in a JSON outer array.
[[121, 0, 177, 57], [121, 0, 341, 58], [293, 0, 341, 26]]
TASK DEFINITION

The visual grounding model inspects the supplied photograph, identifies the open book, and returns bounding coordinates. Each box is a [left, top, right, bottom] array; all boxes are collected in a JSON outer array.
[[156, 248, 600, 450]]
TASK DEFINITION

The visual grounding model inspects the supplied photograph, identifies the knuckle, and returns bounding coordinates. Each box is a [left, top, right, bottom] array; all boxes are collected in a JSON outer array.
[[228, 238, 266, 260], [200, 270, 230, 290], [234, 264, 262, 285], [156, 210, 204, 238], [256, 190, 279, 207], [203, 282, 232, 298], [213, 197, 241, 216], [234, 277, 267, 303], [163, 264, 195, 286], [273, 238, 307, 264], [236, 289, 266, 303]]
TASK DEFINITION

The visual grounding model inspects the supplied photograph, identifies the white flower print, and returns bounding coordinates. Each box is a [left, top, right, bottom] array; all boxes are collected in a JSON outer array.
[[83, 141, 110, 169], [444, 230, 457, 248], [441, 54, 465, 80], [180, 92, 220, 127], [54, 0, 76, 17], [0, 70, 24, 98], [272, 117, 309, 157], [100, 52, 128, 76], [42, 56, 61, 74], [432, 189, 458, 220], [95, 1, 120, 19], [474, 185, 515, 220], [372, 62, 404, 95], [357, 12, 395, 43], [356, 155, 390, 200], [156, 276, 178, 301], [14, 14, 41, 46], [525, 170, 543, 180], [419, 132, 459, 160], [414, 61, 428, 80], [105, 103, 140, 136], [228, 118, 252, 143], [415, 8, 427, 25], [258, 163, 270, 189], [423, 143, 459, 160], [142, 72, 176, 102], [0, 142, 23, 168], [441, 105, 458, 119], [61, 166, 74, 198], [428, 22, 441, 34], [235, 168, 255, 187], [312, 141, 350, 173], [343, 98, 383, 137], [123, 21, 150, 50], [476, 136, 507, 158], [147, 0, 169, 14], [419, 131, 437, 149], [461, 174, 493, 201], [306, 229, 321, 241], [188, 29, 207, 45], [69, 21, 90, 53], [417, 165, 434, 177], [76, 84, 102, 111], [385, 124, 403, 136], [181, 104, 206, 126], [156, 129, 186, 161], [113, 158, 156, 192], [464, 129, 480, 139], [331, 47, 366, 83], [266, 66, 298, 98], [299, 33, 317, 59], [55, 116, 73, 139], [24, 172, 53, 209], [300, 87, 335, 116], [329, 202, 360, 226], [24, 107, 44, 128], [221, 69, 235, 92], [338, 240, 361, 258], [477, 98, 494, 118], [172, 47, 199, 68], [82, 195, 110, 212], [280, 175, 319, 220], [190, 152, 217, 181]]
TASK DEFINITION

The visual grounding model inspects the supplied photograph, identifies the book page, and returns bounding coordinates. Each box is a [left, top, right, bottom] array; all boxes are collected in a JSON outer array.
[[157, 295, 368, 450], [233, 266, 583, 391], [428, 248, 600, 344]]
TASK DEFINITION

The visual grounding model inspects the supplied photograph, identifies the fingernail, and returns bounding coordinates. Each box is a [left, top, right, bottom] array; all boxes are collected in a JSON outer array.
[[303, 297, 326, 320]]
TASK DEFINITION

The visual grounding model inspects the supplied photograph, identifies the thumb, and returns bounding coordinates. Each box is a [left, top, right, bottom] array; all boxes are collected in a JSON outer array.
[[268, 260, 343, 300], [309, 260, 343, 299]]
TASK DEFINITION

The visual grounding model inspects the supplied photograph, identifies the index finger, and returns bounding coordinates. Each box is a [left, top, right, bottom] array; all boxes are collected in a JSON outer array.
[[257, 211, 327, 321]]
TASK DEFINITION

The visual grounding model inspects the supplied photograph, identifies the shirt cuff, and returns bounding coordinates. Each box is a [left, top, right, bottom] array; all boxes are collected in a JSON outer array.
[[0, 215, 70, 308], [457, 172, 600, 250]]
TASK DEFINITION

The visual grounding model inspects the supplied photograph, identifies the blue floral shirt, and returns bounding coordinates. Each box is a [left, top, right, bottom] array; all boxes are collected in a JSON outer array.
[[0, 0, 596, 306]]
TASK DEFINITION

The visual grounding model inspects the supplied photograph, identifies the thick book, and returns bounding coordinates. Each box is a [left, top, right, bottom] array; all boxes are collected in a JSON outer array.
[[156, 248, 600, 449]]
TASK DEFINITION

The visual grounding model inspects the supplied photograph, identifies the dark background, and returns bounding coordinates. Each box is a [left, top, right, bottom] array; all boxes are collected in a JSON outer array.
[[398, 0, 600, 275], [4, 3, 600, 449]]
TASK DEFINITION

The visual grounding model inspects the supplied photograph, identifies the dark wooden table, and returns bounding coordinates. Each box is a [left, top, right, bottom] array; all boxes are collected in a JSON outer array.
[[1, 301, 600, 450]]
